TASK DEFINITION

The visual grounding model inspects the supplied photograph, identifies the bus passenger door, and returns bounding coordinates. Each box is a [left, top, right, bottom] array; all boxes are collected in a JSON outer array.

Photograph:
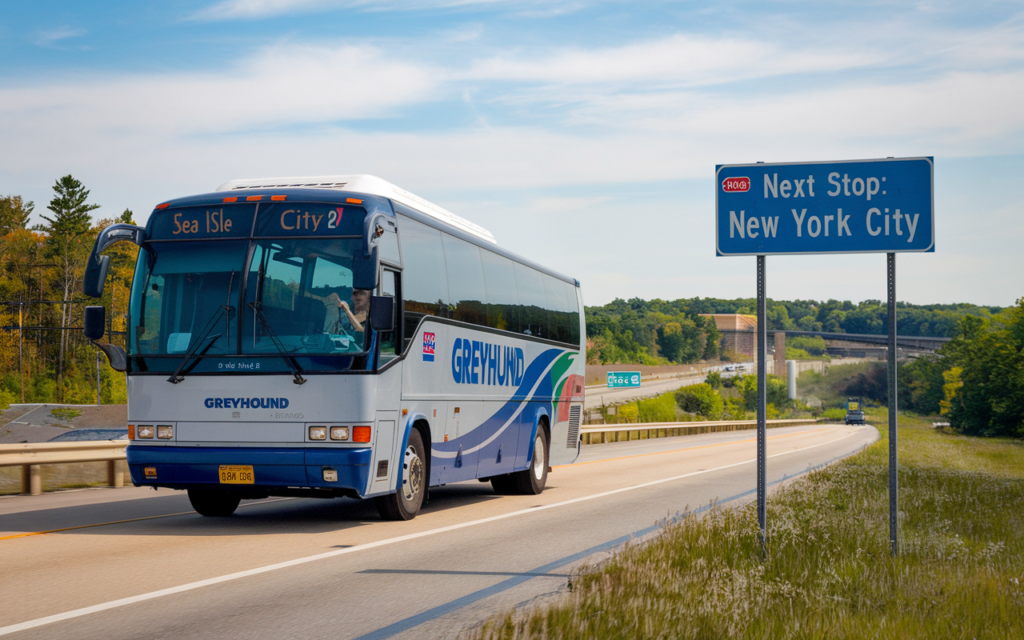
[[372, 268, 402, 494]]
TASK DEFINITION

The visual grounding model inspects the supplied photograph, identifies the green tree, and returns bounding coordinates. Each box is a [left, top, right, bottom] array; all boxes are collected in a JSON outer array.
[[0, 195, 33, 236], [657, 322, 685, 362], [736, 373, 791, 411], [41, 175, 100, 400], [946, 302, 1024, 437], [899, 355, 945, 415]]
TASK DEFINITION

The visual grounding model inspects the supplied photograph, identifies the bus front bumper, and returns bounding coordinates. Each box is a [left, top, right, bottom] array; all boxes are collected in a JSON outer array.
[[127, 445, 372, 496]]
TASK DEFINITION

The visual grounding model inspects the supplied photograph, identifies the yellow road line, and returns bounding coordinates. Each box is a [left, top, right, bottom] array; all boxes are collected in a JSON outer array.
[[0, 511, 198, 541], [0, 497, 294, 541]]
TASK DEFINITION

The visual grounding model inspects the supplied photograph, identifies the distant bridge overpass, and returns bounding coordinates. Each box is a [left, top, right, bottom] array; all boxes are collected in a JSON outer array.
[[781, 331, 951, 358]]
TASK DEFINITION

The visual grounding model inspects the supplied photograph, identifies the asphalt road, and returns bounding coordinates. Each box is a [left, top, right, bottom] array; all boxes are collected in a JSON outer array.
[[0, 423, 877, 639]]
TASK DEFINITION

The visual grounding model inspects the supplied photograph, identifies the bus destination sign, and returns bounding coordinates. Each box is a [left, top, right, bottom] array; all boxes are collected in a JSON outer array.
[[716, 157, 934, 256]]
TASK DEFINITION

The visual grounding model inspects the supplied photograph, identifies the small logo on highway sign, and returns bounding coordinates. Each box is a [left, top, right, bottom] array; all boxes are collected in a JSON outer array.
[[722, 177, 750, 192]]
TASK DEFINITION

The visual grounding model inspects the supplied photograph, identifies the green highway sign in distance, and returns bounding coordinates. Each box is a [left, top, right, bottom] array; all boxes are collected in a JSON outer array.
[[607, 372, 641, 388], [716, 157, 934, 256]]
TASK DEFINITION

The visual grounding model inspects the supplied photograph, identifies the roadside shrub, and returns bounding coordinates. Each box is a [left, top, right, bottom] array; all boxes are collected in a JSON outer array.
[[637, 393, 677, 423], [675, 383, 724, 420], [617, 404, 639, 423], [705, 370, 723, 389], [0, 388, 14, 412], [822, 407, 846, 421]]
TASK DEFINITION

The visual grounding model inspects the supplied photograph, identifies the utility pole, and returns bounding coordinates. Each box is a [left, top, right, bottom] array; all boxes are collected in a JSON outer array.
[[18, 299, 25, 404]]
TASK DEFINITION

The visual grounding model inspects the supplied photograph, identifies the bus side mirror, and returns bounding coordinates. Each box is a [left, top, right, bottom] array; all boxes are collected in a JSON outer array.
[[84, 306, 105, 340], [369, 296, 395, 332], [83, 254, 111, 298], [83, 224, 145, 298]]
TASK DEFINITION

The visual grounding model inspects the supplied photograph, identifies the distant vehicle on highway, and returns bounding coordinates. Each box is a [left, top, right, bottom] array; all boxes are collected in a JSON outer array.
[[82, 175, 585, 521], [845, 397, 865, 425]]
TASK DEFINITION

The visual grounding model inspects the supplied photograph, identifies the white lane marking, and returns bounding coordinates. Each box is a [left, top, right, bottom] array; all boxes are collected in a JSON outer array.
[[0, 429, 866, 636]]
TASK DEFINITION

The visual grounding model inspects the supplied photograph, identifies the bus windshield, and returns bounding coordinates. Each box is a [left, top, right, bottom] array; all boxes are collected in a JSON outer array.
[[130, 237, 370, 361], [244, 237, 368, 355]]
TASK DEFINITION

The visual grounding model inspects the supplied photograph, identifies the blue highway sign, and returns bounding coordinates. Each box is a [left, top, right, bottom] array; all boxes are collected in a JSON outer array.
[[716, 157, 933, 256]]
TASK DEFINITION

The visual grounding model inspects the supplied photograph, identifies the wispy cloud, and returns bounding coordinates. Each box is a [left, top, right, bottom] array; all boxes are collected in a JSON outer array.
[[0, 44, 435, 139], [190, 0, 557, 21], [33, 26, 86, 47], [462, 34, 882, 88]]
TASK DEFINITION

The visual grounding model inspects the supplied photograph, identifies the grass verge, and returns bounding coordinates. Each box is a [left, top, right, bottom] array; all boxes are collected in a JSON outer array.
[[476, 410, 1024, 639]]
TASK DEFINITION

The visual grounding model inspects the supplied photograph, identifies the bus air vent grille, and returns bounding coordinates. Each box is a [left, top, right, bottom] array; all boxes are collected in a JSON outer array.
[[567, 406, 582, 448], [230, 182, 348, 190]]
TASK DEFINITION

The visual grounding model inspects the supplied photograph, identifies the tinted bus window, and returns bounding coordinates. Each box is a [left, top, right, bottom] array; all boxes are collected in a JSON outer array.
[[442, 234, 487, 327], [563, 280, 581, 345], [513, 263, 550, 340], [399, 216, 450, 349], [481, 250, 520, 333], [543, 274, 572, 344]]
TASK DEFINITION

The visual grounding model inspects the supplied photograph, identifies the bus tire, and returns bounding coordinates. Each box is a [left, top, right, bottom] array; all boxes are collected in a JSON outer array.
[[490, 474, 517, 495], [506, 424, 550, 495], [375, 429, 426, 521], [188, 489, 241, 517]]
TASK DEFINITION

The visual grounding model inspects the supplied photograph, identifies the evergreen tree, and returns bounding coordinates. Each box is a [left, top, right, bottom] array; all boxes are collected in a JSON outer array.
[[0, 195, 33, 235], [41, 175, 100, 400]]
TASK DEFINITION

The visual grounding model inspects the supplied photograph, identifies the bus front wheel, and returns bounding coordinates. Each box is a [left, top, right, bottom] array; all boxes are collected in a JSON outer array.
[[376, 429, 426, 521], [188, 489, 241, 517]]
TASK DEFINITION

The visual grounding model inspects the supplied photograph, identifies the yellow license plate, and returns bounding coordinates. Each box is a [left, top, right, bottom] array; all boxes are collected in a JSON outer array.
[[218, 465, 255, 484]]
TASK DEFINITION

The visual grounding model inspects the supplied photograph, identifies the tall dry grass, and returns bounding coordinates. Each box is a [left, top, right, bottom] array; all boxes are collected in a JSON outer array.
[[476, 411, 1024, 639]]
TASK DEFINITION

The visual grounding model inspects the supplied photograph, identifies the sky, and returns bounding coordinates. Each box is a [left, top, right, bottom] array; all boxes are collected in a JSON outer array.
[[2, 0, 1023, 308]]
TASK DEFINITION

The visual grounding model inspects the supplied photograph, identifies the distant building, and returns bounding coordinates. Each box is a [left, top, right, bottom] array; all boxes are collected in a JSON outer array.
[[700, 314, 757, 359]]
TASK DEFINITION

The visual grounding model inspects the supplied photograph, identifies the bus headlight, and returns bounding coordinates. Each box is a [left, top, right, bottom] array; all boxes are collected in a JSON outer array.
[[309, 426, 327, 441], [157, 425, 174, 439], [137, 425, 154, 439], [330, 426, 349, 441]]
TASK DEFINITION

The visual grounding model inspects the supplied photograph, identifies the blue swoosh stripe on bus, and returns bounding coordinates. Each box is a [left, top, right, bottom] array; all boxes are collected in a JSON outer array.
[[431, 348, 564, 459]]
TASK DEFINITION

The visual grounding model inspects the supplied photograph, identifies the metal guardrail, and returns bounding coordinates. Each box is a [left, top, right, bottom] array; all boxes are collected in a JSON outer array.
[[0, 441, 128, 495], [579, 418, 820, 444], [0, 419, 824, 494]]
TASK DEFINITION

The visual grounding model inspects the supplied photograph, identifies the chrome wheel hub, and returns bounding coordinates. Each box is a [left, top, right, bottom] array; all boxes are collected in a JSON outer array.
[[402, 444, 423, 502]]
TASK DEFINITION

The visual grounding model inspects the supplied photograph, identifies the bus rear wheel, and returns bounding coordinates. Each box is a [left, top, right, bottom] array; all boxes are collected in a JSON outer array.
[[492, 426, 549, 495], [376, 429, 426, 521], [188, 489, 241, 517]]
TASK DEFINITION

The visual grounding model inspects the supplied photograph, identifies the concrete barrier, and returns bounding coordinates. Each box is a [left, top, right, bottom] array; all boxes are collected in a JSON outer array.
[[0, 441, 128, 495], [579, 418, 820, 444]]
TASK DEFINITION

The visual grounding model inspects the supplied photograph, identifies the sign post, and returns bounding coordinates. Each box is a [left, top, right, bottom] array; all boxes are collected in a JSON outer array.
[[756, 255, 767, 547], [716, 157, 934, 555]]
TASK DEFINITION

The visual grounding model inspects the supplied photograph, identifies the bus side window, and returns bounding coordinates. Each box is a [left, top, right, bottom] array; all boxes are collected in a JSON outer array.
[[379, 269, 400, 362], [398, 216, 450, 352]]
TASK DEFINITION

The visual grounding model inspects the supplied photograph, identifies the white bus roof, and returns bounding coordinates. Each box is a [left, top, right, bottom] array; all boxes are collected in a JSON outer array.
[[215, 174, 496, 244]]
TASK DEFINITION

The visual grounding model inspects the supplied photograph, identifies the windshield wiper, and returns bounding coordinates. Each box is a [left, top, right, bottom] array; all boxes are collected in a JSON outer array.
[[167, 304, 234, 384], [248, 301, 307, 385]]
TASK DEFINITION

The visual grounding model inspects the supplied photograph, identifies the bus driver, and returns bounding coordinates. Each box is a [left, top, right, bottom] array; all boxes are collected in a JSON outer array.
[[322, 288, 369, 335]]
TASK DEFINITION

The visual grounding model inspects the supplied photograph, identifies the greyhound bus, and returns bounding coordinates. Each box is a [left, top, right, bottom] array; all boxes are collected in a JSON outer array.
[[82, 175, 585, 520]]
